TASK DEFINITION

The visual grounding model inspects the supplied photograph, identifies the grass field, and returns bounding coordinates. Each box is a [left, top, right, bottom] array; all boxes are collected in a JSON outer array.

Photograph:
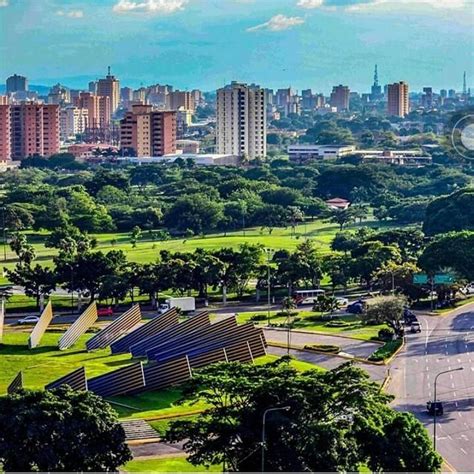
[[123, 456, 221, 472], [231, 310, 387, 341], [0, 330, 132, 394], [0, 218, 392, 285]]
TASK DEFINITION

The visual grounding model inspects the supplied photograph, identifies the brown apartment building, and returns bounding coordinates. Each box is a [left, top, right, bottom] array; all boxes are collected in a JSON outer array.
[[387, 81, 409, 117], [120, 105, 176, 157]]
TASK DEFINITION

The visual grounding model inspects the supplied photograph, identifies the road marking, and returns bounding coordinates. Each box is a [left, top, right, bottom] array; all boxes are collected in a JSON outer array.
[[460, 448, 467, 455]]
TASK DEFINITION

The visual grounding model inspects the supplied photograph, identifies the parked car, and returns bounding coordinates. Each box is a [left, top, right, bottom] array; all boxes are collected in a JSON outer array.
[[461, 283, 474, 295], [97, 307, 113, 317], [410, 321, 421, 333], [347, 300, 364, 314], [403, 309, 418, 325], [427, 401, 443, 416], [17, 315, 40, 325]]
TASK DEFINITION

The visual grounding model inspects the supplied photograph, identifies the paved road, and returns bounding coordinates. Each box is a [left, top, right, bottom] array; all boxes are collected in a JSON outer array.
[[264, 328, 380, 359], [388, 305, 474, 472]]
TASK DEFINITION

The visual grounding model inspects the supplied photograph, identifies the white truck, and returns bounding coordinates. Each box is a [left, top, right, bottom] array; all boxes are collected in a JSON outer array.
[[158, 297, 196, 314]]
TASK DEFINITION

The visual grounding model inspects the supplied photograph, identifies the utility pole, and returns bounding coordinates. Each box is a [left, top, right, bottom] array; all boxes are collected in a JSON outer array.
[[261, 406, 290, 472]]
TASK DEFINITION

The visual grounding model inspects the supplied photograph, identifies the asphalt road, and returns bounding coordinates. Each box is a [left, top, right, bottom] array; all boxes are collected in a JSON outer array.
[[264, 327, 381, 359], [389, 305, 474, 472]]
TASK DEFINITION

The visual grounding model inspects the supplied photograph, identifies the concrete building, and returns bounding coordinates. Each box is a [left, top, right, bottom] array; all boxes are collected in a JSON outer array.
[[74, 92, 111, 129], [288, 144, 356, 162], [97, 67, 120, 116], [120, 104, 177, 157], [216, 82, 266, 160], [10, 103, 60, 160], [330, 85, 350, 112], [60, 106, 89, 141], [6, 74, 28, 94], [167, 90, 195, 112], [48, 83, 71, 105], [118, 153, 240, 167], [387, 81, 409, 117], [0, 105, 11, 161], [176, 139, 200, 154]]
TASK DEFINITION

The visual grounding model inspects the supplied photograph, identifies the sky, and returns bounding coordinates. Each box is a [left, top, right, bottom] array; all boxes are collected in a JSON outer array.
[[0, 0, 473, 94]]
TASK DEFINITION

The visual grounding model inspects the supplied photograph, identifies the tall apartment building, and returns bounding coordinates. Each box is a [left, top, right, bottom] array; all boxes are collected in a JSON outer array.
[[74, 92, 111, 128], [167, 91, 195, 112], [60, 106, 89, 141], [216, 82, 267, 160], [120, 104, 176, 157], [387, 81, 409, 117], [6, 74, 28, 94], [0, 104, 11, 161], [10, 103, 60, 160], [97, 67, 120, 116], [330, 85, 350, 112]]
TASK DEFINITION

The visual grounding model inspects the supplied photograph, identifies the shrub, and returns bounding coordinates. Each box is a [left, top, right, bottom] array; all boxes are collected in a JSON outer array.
[[304, 344, 340, 354], [250, 314, 267, 321], [325, 320, 351, 328], [368, 339, 402, 362], [378, 328, 395, 341], [276, 310, 298, 317]]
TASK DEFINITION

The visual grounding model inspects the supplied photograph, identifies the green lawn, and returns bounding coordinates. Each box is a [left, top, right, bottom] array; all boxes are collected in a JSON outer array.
[[123, 456, 221, 472], [0, 330, 132, 394], [0, 218, 392, 285], [230, 310, 387, 341]]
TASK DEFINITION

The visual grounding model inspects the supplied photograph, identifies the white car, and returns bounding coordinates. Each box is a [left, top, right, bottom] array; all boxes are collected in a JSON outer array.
[[17, 315, 40, 325], [463, 283, 474, 295], [335, 297, 349, 307]]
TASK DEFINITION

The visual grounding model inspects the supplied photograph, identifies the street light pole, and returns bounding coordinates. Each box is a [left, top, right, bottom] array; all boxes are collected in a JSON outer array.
[[433, 367, 463, 451], [1, 206, 7, 262], [261, 406, 290, 472], [265, 249, 272, 327]]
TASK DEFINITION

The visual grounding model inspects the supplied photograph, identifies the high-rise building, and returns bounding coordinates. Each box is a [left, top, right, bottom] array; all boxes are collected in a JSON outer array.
[[60, 106, 89, 141], [440, 89, 447, 99], [6, 74, 28, 94], [330, 85, 350, 112], [387, 81, 409, 117], [422, 87, 433, 109], [120, 87, 133, 105], [47, 83, 71, 105], [275, 88, 292, 108], [74, 92, 111, 128], [448, 89, 456, 99], [0, 104, 11, 161], [370, 65, 383, 101], [216, 82, 266, 160], [10, 103, 60, 160], [88, 81, 98, 94], [120, 104, 176, 157], [97, 67, 120, 116], [167, 91, 195, 112]]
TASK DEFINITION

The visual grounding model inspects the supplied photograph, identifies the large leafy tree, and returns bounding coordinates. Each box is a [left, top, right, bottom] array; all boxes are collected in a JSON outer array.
[[0, 387, 131, 472], [165, 359, 440, 472], [360, 295, 406, 336]]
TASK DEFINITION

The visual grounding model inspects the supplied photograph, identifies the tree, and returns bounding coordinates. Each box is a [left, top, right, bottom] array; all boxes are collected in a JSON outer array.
[[5, 264, 56, 310], [322, 254, 353, 291], [165, 360, 440, 472], [423, 188, 474, 235], [418, 231, 474, 281], [312, 295, 341, 316], [130, 225, 142, 248], [326, 207, 357, 231], [9, 233, 36, 265], [0, 387, 131, 472], [361, 295, 406, 336]]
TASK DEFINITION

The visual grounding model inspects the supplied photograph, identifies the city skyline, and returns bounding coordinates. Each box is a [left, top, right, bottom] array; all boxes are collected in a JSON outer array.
[[1, 0, 472, 92]]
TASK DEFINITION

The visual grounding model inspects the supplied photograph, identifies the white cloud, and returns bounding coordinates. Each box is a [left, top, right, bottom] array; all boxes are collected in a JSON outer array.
[[297, 0, 324, 8], [113, 0, 188, 14], [56, 9, 84, 18], [247, 14, 305, 32], [0, 0, 9, 7]]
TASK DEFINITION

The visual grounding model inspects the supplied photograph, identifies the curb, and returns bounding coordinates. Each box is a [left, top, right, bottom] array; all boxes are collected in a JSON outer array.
[[380, 374, 391, 392], [127, 437, 162, 446], [383, 338, 405, 365], [267, 341, 383, 366], [265, 326, 384, 345]]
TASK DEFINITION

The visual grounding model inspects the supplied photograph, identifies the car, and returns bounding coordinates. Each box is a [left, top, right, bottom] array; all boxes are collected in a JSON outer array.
[[17, 315, 40, 325], [336, 297, 349, 307], [97, 307, 113, 317], [461, 283, 474, 295], [410, 321, 421, 333], [427, 401, 443, 416], [403, 309, 418, 325], [346, 300, 364, 314]]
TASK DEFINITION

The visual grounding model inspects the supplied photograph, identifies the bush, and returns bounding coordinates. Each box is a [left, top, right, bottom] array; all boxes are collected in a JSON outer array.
[[276, 310, 298, 317], [368, 339, 403, 362], [378, 328, 395, 341], [250, 314, 267, 321], [325, 320, 351, 328], [304, 344, 340, 354]]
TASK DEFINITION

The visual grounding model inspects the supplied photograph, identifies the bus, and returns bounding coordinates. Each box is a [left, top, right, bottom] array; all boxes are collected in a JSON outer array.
[[293, 289, 325, 306]]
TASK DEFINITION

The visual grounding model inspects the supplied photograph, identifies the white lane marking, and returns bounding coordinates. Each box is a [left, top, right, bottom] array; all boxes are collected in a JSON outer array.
[[460, 448, 467, 455]]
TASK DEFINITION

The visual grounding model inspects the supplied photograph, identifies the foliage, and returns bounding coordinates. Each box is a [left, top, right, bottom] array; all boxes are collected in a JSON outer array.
[[165, 359, 441, 472], [368, 339, 403, 362], [361, 295, 406, 336], [0, 387, 132, 472], [304, 343, 340, 353]]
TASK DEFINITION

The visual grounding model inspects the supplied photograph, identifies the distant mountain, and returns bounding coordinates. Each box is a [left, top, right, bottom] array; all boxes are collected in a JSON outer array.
[[0, 84, 51, 96]]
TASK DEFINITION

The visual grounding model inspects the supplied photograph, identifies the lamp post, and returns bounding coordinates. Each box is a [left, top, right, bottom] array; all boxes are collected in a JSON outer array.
[[433, 367, 463, 451], [1, 206, 7, 262], [261, 406, 290, 472], [265, 249, 273, 327]]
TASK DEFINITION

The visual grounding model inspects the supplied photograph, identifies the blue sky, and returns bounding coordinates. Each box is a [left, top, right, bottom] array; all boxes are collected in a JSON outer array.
[[0, 0, 473, 93]]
